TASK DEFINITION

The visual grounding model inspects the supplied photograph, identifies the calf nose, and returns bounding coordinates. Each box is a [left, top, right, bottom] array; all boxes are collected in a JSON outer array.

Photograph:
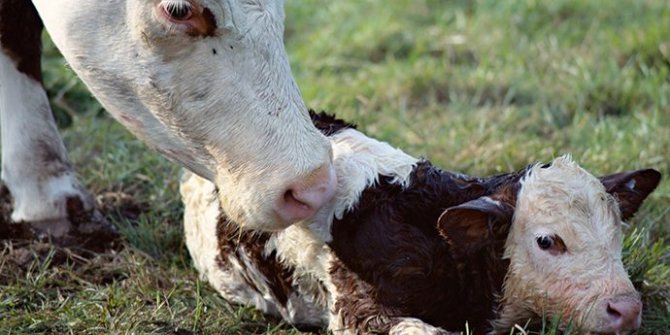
[[275, 163, 337, 228], [606, 296, 642, 331]]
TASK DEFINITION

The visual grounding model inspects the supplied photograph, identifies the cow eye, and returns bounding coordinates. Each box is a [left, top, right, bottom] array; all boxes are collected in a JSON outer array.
[[161, 1, 193, 21], [536, 235, 554, 250]]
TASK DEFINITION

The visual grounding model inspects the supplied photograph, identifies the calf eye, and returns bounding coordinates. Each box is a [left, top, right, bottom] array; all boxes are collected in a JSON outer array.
[[535, 234, 567, 255], [536, 235, 554, 250], [161, 0, 193, 21]]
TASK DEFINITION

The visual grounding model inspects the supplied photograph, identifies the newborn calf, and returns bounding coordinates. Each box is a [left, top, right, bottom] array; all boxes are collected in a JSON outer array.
[[182, 113, 660, 334]]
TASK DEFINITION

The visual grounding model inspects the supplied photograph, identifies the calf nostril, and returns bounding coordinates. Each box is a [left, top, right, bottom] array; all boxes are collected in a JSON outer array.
[[607, 303, 623, 319], [605, 298, 642, 331]]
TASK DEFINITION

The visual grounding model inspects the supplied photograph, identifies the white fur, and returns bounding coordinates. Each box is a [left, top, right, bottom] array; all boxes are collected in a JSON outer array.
[[330, 129, 417, 220], [499, 155, 636, 332], [389, 318, 454, 335], [28, 0, 335, 230], [181, 170, 221, 277], [0, 52, 92, 231]]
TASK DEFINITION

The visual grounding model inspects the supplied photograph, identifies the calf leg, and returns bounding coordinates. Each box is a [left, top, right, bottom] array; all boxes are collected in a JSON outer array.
[[329, 262, 456, 335], [0, 1, 100, 238]]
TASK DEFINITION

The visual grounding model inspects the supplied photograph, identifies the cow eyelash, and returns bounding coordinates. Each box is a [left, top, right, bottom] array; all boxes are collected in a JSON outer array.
[[160, 0, 193, 21]]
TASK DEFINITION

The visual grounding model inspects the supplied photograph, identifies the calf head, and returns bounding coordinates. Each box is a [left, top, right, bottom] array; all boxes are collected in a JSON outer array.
[[34, 0, 336, 230], [438, 156, 661, 333]]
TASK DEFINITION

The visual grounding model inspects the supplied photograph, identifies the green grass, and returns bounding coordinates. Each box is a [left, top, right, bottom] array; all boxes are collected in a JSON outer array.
[[2, 0, 670, 333]]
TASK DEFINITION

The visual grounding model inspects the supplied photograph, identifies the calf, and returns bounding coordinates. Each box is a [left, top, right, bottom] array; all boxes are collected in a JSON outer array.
[[0, 0, 335, 241], [182, 112, 660, 334]]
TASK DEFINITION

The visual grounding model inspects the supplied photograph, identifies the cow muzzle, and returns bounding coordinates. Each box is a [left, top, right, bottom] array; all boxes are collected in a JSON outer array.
[[274, 162, 337, 228]]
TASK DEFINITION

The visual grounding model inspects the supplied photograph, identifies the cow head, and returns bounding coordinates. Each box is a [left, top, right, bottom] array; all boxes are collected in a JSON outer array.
[[437, 156, 661, 333], [34, 0, 336, 230]]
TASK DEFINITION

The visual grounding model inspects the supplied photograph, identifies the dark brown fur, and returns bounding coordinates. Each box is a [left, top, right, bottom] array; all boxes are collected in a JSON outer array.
[[329, 161, 525, 333], [0, 0, 43, 82], [309, 110, 357, 136], [329, 258, 402, 333], [599, 170, 661, 221], [187, 7, 218, 37]]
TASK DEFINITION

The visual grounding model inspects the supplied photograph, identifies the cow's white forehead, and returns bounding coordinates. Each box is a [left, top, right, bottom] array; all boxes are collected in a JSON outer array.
[[515, 155, 620, 237]]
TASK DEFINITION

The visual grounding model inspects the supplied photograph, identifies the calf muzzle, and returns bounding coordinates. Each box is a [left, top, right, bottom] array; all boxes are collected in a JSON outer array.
[[601, 293, 642, 332]]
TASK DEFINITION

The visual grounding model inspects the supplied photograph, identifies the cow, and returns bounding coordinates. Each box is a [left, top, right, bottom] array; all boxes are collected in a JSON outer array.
[[0, 0, 336, 241], [181, 112, 661, 334]]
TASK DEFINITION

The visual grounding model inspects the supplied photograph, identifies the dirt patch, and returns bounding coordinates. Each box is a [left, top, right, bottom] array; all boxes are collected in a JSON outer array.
[[0, 187, 147, 282]]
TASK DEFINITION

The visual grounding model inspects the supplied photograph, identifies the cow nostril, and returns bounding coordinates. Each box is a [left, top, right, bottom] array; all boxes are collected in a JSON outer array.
[[272, 188, 315, 228], [274, 163, 337, 226], [283, 189, 309, 210]]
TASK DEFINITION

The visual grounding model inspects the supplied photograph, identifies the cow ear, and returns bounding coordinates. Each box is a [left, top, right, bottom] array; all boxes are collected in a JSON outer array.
[[437, 196, 514, 256], [599, 169, 661, 221]]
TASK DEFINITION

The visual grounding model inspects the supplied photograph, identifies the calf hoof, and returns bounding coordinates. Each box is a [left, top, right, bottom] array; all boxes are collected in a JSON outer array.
[[389, 318, 457, 335]]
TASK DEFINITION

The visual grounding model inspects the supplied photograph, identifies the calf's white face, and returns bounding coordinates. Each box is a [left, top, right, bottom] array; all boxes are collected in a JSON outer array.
[[32, 0, 336, 230], [499, 157, 660, 333]]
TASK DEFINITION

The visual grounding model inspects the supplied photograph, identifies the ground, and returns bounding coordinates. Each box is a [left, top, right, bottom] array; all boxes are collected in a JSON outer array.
[[1, 0, 669, 334]]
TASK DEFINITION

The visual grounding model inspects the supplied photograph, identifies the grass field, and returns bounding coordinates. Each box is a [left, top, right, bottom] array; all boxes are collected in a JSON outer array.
[[2, 0, 669, 334]]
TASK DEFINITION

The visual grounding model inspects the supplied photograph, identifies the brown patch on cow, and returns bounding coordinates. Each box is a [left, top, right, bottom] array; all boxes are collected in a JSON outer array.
[[0, 0, 43, 82], [187, 7, 218, 37], [215, 213, 295, 306], [309, 110, 357, 136], [200, 8, 217, 36], [329, 161, 527, 333]]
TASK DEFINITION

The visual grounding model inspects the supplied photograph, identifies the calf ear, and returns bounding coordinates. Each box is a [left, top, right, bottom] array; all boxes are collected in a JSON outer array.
[[599, 169, 661, 221], [437, 197, 514, 256]]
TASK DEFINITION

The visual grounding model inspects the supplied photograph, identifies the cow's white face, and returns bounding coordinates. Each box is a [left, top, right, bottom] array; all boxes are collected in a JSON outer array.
[[500, 157, 652, 333], [33, 0, 336, 230]]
